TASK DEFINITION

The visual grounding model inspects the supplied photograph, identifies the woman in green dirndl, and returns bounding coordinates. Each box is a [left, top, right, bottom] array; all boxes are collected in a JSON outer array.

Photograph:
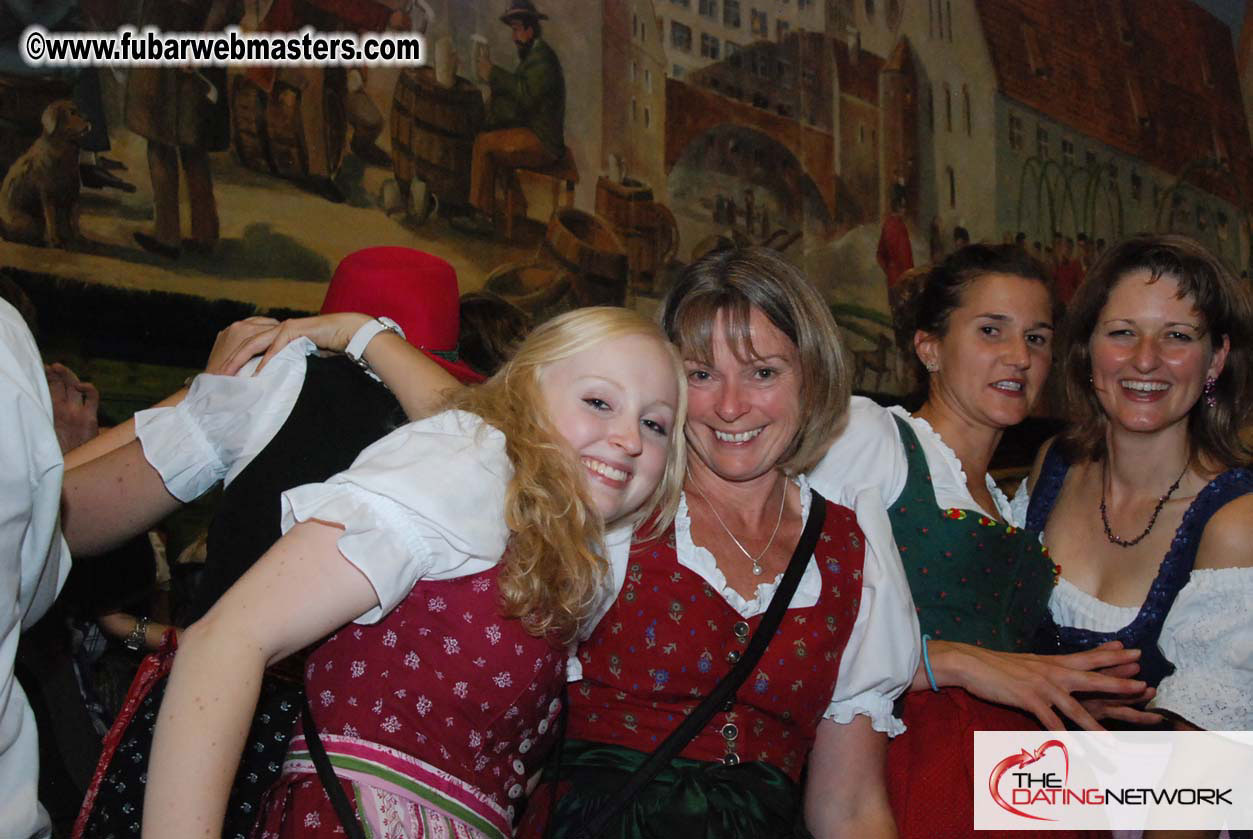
[[809, 245, 1148, 838]]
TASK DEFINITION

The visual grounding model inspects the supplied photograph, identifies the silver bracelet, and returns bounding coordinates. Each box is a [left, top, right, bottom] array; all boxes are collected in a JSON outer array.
[[123, 616, 150, 652]]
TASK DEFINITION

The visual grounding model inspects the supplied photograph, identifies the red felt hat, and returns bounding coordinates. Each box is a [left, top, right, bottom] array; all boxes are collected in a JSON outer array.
[[320, 247, 485, 384]]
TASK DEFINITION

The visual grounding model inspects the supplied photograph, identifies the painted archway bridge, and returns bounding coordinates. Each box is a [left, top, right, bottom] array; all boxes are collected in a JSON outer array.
[[665, 78, 838, 220]]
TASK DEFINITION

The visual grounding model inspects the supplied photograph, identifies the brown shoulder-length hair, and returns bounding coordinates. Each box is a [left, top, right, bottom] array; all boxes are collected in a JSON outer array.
[[658, 246, 850, 475], [1058, 233, 1253, 467]]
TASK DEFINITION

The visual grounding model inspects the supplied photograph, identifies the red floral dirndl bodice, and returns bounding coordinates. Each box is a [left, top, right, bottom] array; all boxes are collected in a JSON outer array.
[[566, 499, 866, 781], [257, 565, 566, 838]]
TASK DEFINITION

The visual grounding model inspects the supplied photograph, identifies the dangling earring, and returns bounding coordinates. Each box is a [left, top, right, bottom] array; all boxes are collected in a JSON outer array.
[[1203, 376, 1217, 408]]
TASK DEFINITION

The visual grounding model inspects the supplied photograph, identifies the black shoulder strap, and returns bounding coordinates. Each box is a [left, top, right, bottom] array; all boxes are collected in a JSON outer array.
[[573, 488, 828, 839], [302, 697, 368, 839]]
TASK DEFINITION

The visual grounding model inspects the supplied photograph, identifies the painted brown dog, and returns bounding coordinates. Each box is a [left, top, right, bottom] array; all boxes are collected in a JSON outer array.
[[0, 100, 91, 248]]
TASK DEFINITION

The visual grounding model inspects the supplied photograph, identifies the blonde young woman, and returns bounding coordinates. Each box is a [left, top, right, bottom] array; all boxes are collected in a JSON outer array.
[[141, 308, 688, 839]]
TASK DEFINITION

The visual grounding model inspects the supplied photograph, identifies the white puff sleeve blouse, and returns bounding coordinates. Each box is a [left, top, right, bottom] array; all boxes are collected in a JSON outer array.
[[1149, 568, 1253, 730], [809, 396, 1014, 521], [280, 409, 634, 630], [135, 337, 314, 502]]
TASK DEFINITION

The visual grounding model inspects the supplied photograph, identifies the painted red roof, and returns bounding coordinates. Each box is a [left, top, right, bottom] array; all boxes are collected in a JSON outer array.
[[832, 36, 883, 104], [976, 0, 1251, 204]]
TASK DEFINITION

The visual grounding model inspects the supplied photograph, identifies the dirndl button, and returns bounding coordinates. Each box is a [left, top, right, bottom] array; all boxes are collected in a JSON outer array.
[[721, 723, 739, 741], [513, 759, 526, 775], [726, 650, 741, 664], [549, 698, 562, 714], [519, 738, 533, 754], [508, 783, 523, 799], [538, 718, 550, 735], [732, 621, 750, 639], [721, 752, 740, 766]]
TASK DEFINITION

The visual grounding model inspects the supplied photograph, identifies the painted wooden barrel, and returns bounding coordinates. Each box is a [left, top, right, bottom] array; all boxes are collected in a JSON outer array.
[[541, 209, 628, 307], [595, 176, 655, 231], [390, 67, 484, 206], [594, 177, 679, 289], [229, 68, 347, 181], [482, 258, 577, 322]]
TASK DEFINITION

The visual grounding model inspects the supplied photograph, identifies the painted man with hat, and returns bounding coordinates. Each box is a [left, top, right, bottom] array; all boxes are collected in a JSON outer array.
[[462, 0, 566, 233]]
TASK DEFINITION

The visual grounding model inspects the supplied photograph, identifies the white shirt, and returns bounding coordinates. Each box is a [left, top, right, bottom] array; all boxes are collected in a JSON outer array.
[[810, 396, 1015, 522], [0, 300, 70, 839], [654, 478, 918, 736], [279, 410, 634, 651], [1150, 568, 1253, 730], [134, 338, 316, 501]]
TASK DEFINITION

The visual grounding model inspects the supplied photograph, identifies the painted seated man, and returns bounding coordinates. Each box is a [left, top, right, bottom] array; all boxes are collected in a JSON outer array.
[[460, 0, 565, 234]]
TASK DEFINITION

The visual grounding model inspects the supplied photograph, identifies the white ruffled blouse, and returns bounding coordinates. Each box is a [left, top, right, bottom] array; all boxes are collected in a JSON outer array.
[[1013, 483, 1253, 731], [810, 397, 1014, 521], [135, 337, 316, 501], [277, 409, 634, 634], [1149, 568, 1253, 730]]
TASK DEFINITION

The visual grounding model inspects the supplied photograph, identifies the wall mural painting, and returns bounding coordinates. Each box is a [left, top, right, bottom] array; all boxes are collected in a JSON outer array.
[[2, 0, 1250, 401]]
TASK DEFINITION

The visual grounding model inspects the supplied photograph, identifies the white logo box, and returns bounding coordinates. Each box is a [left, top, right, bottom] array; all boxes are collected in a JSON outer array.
[[973, 731, 1253, 831]]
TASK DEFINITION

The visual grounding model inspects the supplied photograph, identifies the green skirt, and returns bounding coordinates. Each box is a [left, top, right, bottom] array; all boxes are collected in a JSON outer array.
[[541, 739, 812, 839]]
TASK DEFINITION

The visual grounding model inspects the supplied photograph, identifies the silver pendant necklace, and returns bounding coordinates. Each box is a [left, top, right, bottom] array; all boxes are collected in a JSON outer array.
[[688, 475, 788, 576]]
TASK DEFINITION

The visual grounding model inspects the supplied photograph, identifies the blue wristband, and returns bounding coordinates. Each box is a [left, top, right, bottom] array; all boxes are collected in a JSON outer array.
[[921, 634, 939, 692]]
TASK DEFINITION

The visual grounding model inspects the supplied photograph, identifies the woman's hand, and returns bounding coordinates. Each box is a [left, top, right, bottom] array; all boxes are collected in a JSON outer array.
[[1080, 689, 1164, 726], [928, 639, 1150, 731], [206, 313, 373, 377], [203, 316, 280, 376], [45, 362, 100, 452]]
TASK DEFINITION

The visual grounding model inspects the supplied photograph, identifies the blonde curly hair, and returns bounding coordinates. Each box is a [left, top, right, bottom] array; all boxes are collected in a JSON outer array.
[[448, 307, 687, 643]]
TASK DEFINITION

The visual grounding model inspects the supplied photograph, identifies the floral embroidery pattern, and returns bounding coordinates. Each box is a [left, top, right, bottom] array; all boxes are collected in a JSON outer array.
[[265, 567, 565, 838], [571, 505, 866, 781]]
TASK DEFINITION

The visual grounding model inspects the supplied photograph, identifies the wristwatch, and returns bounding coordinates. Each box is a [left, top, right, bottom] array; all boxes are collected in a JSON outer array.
[[123, 616, 151, 652], [345, 316, 405, 370]]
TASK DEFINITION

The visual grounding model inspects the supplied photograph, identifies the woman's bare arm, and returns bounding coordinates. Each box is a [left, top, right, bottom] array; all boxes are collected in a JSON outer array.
[[61, 440, 181, 557], [804, 717, 896, 839], [143, 520, 379, 838], [224, 313, 464, 420], [919, 639, 1155, 730]]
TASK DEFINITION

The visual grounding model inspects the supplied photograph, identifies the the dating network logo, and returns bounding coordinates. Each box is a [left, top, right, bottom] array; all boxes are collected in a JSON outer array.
[[988, 739, 1070, 821], [976, 731, 1246, 831]]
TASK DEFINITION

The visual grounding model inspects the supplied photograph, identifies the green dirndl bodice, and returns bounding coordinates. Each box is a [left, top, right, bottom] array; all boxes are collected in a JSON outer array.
[[886, 415, 1057, 651]]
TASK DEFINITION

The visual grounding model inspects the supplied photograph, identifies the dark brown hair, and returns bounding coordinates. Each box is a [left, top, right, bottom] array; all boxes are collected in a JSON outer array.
[[457, 291, 533, 376], [893, 244, 1054, 401], [1058, 234, 1253, 467], [658, 246, 850, 474]]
